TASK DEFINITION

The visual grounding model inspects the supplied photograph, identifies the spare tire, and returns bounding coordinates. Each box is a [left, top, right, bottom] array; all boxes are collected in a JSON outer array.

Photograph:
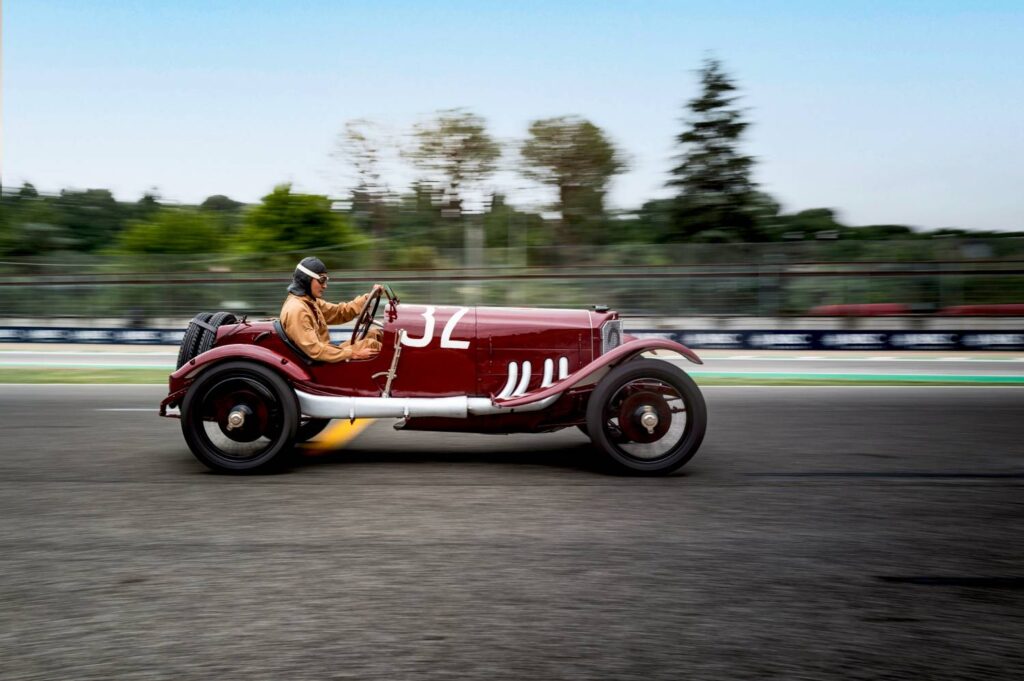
[[195, 311, 238, 357], [176, 312, 213, 369]]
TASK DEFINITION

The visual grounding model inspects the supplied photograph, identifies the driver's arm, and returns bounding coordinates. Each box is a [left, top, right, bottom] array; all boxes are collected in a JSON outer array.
[[318, 293, 369, 325]]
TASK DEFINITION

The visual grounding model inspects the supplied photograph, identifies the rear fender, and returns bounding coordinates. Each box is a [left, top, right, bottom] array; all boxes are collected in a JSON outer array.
[[168, 344, 311, 395], [494, 338, 701, 408]]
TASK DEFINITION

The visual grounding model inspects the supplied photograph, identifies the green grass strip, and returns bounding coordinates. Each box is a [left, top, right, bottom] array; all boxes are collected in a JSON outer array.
[[691, 371, 1024, 385], [695, 377, 1023, 386]]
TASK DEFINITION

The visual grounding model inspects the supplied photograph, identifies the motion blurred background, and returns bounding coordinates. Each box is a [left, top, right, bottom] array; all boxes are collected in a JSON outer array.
[[2, 1, 1022, 333]]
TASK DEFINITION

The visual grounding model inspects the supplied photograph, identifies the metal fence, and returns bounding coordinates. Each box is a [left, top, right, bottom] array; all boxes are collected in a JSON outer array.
[[1, 239, 1022, 320]]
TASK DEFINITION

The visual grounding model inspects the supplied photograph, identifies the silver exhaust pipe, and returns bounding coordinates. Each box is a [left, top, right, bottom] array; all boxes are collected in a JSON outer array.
[[295, 390, 561, 421]]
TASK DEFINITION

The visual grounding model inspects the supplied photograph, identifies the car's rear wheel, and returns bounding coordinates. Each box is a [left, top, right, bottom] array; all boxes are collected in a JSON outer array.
[[181, 361, 298, 473], [585, 358, 707, 475]]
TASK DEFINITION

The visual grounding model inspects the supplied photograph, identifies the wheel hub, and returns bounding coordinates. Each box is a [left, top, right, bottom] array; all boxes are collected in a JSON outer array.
[[226, 408, 247, 430], [215, 401, 264, 443], [618, 391, 672, 443], [639, 406, 659, 433]]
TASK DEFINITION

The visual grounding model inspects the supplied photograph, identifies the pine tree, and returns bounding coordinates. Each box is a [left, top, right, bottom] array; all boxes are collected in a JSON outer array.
[[668, 58, 760, 242]]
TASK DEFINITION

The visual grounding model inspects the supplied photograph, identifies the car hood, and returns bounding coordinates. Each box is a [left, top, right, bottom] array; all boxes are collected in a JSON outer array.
[[473, 306, 606, 353]]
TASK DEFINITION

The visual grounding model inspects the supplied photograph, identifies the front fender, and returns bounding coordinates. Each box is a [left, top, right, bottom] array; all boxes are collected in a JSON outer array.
[[494, 338, 701, 408], [168, 344, 312, 395]]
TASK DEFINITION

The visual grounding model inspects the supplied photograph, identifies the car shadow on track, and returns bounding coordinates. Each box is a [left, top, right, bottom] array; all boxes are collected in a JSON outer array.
[[291, 441, 658, 476]]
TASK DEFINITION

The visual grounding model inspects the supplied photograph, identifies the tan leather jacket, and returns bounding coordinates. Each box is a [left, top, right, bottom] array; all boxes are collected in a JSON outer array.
[[279, 292, 380, 362]]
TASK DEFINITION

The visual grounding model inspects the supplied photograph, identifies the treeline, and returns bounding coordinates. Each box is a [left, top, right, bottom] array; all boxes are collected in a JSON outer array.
[[2, 59, 1019, 266]]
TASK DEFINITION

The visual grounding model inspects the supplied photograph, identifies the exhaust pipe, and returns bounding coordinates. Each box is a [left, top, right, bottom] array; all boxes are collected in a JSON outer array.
[[295, 390, 561, 421]]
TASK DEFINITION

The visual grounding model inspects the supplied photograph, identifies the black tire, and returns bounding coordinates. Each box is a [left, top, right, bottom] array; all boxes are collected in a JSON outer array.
[[585, 358, 707, 475], [176, 312, 213, 369], [181, 361, 299, 473], [296, 417, 331, 443], [195, 311, 237, 357]]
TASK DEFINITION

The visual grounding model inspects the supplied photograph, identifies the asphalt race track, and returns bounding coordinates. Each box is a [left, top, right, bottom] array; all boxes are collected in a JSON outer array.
[[1, 385, 1022, 679], [4, 346, 1024, 378]]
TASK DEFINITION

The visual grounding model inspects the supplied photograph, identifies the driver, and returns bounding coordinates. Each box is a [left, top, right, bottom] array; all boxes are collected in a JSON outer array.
[[279, 257, 383, 362]]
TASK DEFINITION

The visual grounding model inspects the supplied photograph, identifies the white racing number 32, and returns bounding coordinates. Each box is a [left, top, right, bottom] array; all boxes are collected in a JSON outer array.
[[401, 306, 470, 349]]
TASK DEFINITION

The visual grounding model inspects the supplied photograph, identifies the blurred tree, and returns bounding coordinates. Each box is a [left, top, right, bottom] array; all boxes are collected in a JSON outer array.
[[385, 182, 459, 262], [845, 224, 917, 240], [198, 194, 245, 236], [927, 228, 970, 238], [613, 198, 675, 244], [482, 192, 549, 255], [774, 208, 847, 242], [200, 194, 244, 212], [745, 192, 785, 236], [0, 184, 76, 255], [134, 190, 162, 220], [116, 208, 226, 254], [234, 184, 366, 260], [520, 116, 625, 245], [407, 109, 500, 219], [52, 188, 127, 252], [668, 58, 761, 242], [335, 119, 395, 267], [407, 109, 500, 269], [7, 223, 78, 254], [389, 245, 440, 270], [0, 186, 29, 252], [335, 120, 388, 222]]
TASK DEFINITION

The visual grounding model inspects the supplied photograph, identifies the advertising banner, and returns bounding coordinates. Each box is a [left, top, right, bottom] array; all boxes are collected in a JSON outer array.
[[630, 329, 1024, 351], [1, 327, 1023, 351]]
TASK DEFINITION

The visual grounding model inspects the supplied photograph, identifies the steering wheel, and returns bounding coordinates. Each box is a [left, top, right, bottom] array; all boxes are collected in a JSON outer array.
[[350, 286, 384, 345]]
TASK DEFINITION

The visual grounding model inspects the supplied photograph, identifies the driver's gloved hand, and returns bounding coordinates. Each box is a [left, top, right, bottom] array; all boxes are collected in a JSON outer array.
[[350, 338, 382, 360]]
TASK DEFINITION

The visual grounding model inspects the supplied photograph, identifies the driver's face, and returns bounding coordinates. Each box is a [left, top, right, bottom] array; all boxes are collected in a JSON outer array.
[[311, 274, 328, 298]]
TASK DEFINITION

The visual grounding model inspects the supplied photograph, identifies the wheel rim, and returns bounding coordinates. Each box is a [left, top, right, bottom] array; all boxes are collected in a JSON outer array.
[[601, 378, 691, 463], [193, 375, 285, 463]]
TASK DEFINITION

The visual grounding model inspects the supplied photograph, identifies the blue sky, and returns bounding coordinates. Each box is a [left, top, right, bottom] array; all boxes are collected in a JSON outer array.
[[5, 0, 1023, 230]]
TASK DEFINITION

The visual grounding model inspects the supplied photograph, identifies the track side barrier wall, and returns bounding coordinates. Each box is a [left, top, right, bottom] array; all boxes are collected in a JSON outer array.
[[2, 326, 1024, 351]]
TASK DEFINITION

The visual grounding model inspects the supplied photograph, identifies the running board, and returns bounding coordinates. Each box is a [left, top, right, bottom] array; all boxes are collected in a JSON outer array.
[[295, 390, 561, 421]]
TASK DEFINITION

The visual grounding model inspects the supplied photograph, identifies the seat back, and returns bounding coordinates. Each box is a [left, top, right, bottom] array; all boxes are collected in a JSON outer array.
[[273, 319, 317, 365]]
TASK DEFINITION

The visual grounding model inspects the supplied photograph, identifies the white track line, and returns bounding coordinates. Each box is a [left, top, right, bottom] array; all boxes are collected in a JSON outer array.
[[4, 350, 1021, 363], [95, 408, 156, 412], [0, 363, 172, 369], [693, 356, 1024, 363], [0, 350, 176, 356], [700, 385, 1024, 390]]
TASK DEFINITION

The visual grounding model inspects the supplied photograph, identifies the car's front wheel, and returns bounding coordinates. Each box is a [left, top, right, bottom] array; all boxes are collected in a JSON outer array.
[[181, 361, 298, 473], [585, 358, 707, 475]]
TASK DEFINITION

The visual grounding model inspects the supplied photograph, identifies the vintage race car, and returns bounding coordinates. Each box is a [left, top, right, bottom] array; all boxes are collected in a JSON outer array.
[[160, 286, 707, 474]]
